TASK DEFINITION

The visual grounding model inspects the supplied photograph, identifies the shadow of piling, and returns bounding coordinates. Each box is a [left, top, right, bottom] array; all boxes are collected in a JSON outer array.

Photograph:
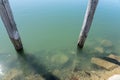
[[17, 50, 60, 80]]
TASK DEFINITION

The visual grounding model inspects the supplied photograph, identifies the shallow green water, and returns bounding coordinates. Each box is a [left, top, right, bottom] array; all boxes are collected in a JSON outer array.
[[0, 0, 120, 79]]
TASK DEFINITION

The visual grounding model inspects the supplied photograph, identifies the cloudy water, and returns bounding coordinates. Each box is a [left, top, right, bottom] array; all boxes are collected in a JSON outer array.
[[0, 0, 120, 79]]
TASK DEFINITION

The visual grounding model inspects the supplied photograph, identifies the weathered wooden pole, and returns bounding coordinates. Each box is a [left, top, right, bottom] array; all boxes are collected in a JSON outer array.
[[0, 0, 23, 51], [78, 0, 99, 48]]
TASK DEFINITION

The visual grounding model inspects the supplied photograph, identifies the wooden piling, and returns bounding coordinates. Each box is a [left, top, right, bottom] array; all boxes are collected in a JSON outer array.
[[78, 0, 99, 48], [0, 0, 23, 51]]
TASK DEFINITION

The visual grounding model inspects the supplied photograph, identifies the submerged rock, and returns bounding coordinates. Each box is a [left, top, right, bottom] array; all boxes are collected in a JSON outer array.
[[25, 74, 45, 80], [52, 69, 60, 74], [91, 57, 118, 70], [94, 47, 104, 54], [101, 40, 113, 48], [69, 74, 80, 80], [3, 69, 25, 80], [3, 69, 45, 80], [51, 54, 69, 65], [105, 49, 112, 54], [108, 54, 120, 62]]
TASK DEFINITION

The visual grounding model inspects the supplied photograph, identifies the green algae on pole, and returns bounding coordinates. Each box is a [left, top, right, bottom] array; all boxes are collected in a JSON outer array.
[[0, 0, 23, 51], [78, 0, 99, 48]]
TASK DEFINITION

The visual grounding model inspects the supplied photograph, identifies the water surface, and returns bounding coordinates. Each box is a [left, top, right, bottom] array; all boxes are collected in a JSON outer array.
[[0, 0, 120, 79]]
